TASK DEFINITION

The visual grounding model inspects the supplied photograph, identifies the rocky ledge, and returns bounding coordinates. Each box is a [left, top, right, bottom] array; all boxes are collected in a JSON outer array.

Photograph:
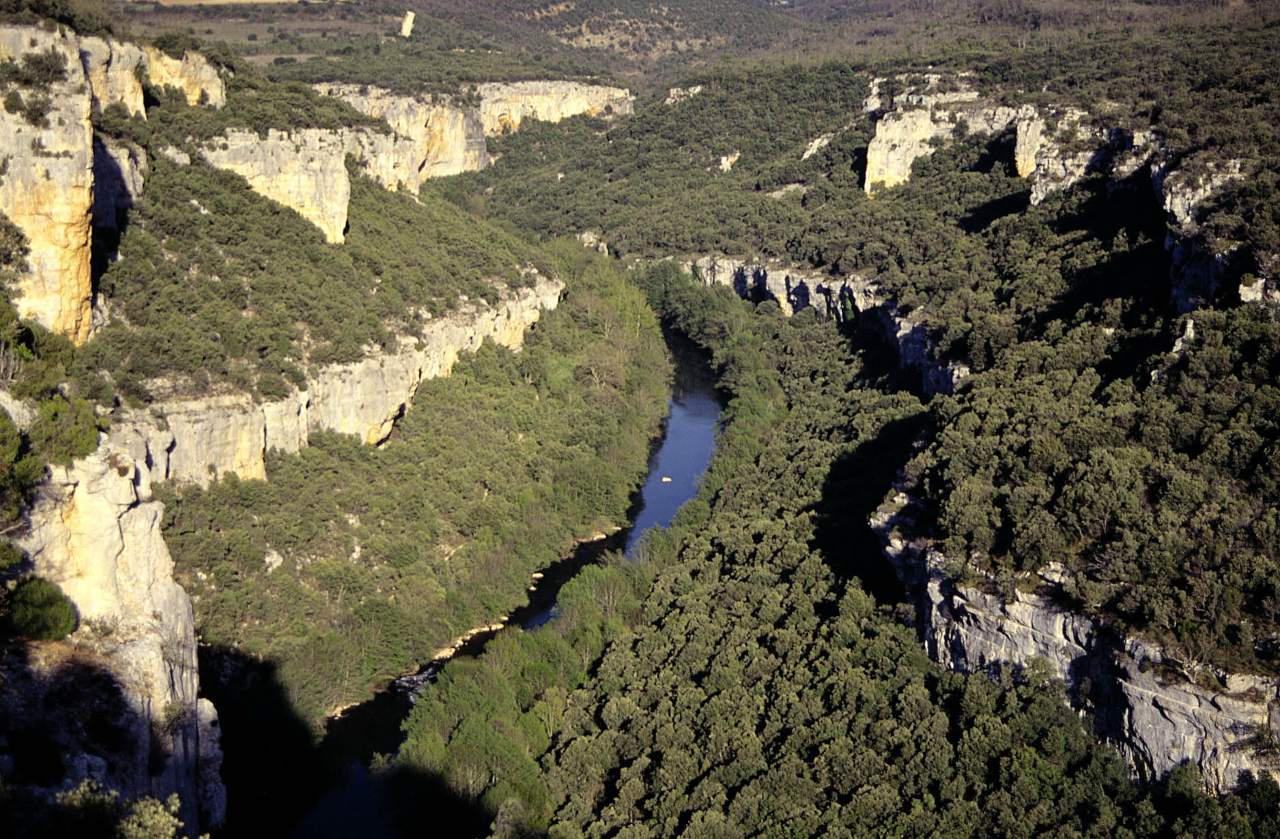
[[873, 488, 1280, 794], [110, 274, 564, 488]]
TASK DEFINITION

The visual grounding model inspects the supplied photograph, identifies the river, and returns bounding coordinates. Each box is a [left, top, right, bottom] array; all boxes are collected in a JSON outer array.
[[294, 330, 722, 837]]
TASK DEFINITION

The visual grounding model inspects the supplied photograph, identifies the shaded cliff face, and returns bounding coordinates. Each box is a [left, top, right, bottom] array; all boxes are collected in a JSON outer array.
[[476, 80, 634, 134], [0, 25, 94, 344], [201, 128, 351, 244], [874, 489, 1280, 794], [111, 274, 564, 488], [16, 438, 225, 831]]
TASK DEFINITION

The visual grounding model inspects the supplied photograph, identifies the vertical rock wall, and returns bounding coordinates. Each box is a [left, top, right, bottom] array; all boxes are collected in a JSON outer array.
[[200, 129, 350, 244], [17, 440, 226, 831], [0, 25, 95, 344]]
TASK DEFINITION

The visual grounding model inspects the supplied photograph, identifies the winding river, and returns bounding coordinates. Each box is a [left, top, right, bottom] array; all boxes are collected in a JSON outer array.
[[296, 330, 722, 836]]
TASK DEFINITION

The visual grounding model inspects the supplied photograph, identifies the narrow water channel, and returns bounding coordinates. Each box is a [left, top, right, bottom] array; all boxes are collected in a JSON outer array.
[[294, 330, 722, 837]]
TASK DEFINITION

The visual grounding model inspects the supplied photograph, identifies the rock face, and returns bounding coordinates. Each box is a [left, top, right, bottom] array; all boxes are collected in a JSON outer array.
[[874, 489, 1280, 794], [79, 36, 146, 117], [142, 45, 225, 109], [0, 25, 95, 344], [338, 127, 423, 192], [476, 81, 634, 134], [864, 75, 1017, 194], [111, 275, 564, 487], [665, 85, 703, 105], [17, 438, 226, 831], [684, 254, 968, 395], [400, 10, 415, 38], [1154, 156, 1247, 312], [201, 129, 350, 243], [314, 84, 491, 181]]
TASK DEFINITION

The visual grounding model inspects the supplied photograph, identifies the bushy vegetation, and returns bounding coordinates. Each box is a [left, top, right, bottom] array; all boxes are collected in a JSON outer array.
[[432, 16, 1280, 676], [162, 245, 670, 724], [394, 267, 1280, 836], [4, 577, 75, 640], [78, 155, 546, 402]]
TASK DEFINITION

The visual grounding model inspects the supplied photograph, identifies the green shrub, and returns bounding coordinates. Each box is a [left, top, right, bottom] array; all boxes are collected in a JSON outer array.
[[7, 577, 76, 640], [27, 396, 101, 465]]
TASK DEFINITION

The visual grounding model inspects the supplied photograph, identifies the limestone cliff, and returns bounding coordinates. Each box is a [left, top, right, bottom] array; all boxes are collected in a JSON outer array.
[[0, 25, 94, 344], [476, 81, 634, 134], [684, 253, 968, 395], [201, 129, 350, 244], [864, 75, 1017, 194], [874, 489, 1280, 794], [313, 83, 490, 181], [111, 274, 564, 488], [143, 45, 225, 109], [16, 438, 226, 830], [79, 37, 146, 117], [338, 127, 423, 192]]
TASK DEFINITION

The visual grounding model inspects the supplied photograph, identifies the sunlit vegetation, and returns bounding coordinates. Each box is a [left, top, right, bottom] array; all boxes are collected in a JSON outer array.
[[162, 246, 670, 724]]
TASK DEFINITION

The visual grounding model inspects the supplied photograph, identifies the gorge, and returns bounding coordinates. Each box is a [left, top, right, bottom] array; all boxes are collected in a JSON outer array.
[[2, 3, 1279, 837]]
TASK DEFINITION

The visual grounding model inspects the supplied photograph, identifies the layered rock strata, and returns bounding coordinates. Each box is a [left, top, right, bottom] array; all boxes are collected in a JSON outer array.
[[110, 275, 564, 488], [873, 489, 1280, 794]]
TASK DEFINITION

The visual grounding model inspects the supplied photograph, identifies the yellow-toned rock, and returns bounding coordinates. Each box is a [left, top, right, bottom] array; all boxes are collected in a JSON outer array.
[[79, 36, 146, 117], [400, 10, 415, 38], [0, 25, 94, 343], [201, 129, 350, 243], [476, 80, 634, 134], [314, 84, 491, 180], [1014, 107, 1043, 178], [143, 45, 225, 108]]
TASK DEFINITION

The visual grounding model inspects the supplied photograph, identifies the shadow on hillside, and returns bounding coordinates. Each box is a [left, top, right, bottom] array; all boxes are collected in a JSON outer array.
[[199, 646, 493, 838], [811, 412, 927, 605], [0, 643, 151, 835]]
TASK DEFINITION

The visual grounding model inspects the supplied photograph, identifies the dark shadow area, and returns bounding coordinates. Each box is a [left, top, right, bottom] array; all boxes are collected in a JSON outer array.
[[958, 189, 1031, 233], [811, 412, 928, 604], [90, 136, 136, 289], [199, 645, 493, 838], [0, 643, 155, 837]]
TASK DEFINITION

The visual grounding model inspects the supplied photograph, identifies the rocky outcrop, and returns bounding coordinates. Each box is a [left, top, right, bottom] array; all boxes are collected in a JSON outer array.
[[874, 489, 1280, 793], [143, 45, 225, 109], [201, 129, 350, 243], [313, 84, 491, 181], [92, 137, 146, 231], [1154, 156, 1248, 312], [684, 254, 968, 395], [111, 274, 564, 488], [665, 85, 703, 105], [79, 36, 146, 117], [864, 75, 1017, 194], [476, 81, 634, 134], [338, 127, 423, 192], [16, 438, 226, 831], [0, 25, 95, 344], [400, 10, 415, 39]]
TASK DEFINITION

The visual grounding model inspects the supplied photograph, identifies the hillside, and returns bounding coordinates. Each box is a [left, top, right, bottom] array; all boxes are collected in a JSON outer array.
[[1, 1, 1279, 838]]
